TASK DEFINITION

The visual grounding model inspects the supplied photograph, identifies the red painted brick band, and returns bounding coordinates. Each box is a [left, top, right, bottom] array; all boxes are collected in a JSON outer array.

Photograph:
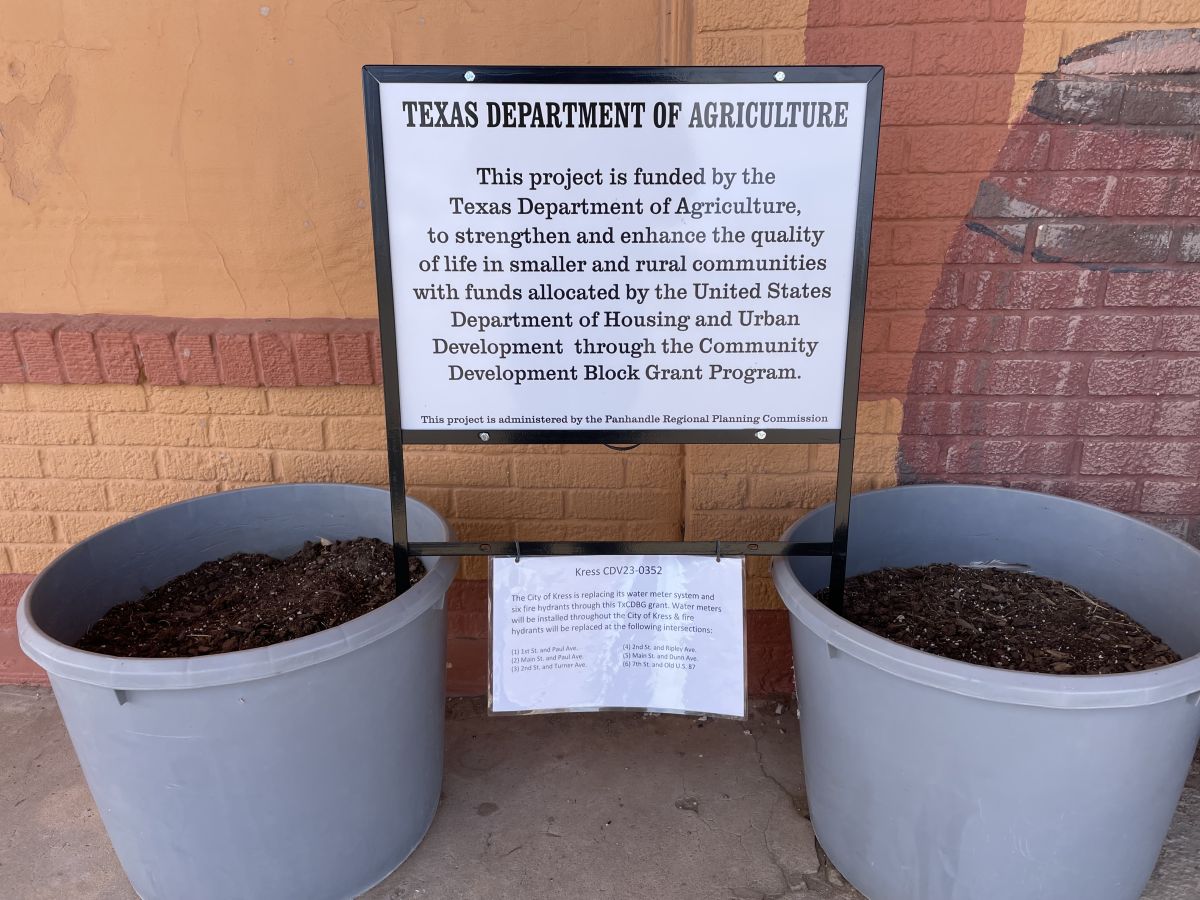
[[0, 315, 384, 388]]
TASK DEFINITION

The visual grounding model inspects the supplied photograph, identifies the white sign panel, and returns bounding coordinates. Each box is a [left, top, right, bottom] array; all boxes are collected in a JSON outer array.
[[490, 555, 746, 718], [377, 78, 869, 432]]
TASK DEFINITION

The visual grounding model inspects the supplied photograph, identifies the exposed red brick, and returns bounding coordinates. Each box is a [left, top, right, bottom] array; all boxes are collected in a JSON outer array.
[[371, 331, 385, 383], [1081, 441, 1200, 477], [1105, 271, 1200, 307], [1116, 176, 1200, 217], [1141, 481, 1200, 515], [214, 331, 258, 387], [906, 399, 1025, 435], [1023, 401, 1080, 435], [956, 359, 1086, 396], [15, 328, 62, 384], [907, 358, 950, 395], [946, 223, 1026, 263], [331, 332, 374, 385], [0, 574, 34, 608], [175, 330, 221, 386], [944, 439, 1074, 475], [132, 330, 180, 386], [919, 314, 1022, 353], [1077, 401, 1156, 436], [1048, 128, 1195, 171], [1157, 316, 1200, 352], [253, 332, 298, 387], [293, 333, 335, 386], [1023, 314, 1156, 352], [1154, 401, 1200, 436], [0, 330, 21, 382], [55, 327, 103, 384], [95, 329, 141, 384], [994, 126, 1052, 171]]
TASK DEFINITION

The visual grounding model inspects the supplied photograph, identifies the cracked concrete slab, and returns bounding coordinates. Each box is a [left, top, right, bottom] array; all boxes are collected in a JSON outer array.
[[2, 685, 1197, 899]]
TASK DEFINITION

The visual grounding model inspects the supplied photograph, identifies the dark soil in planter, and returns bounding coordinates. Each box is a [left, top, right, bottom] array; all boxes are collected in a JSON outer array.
[[75, 538, 425, 658], [819, 563, 1181, 675]]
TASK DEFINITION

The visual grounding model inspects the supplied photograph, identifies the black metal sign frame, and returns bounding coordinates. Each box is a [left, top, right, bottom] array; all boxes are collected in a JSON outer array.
[[363, 65, 883, 610]]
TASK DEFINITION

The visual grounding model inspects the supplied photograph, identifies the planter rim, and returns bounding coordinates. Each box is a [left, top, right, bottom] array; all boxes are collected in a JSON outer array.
[[16, 484, 457, 691], [772, 483, 1200, 710]]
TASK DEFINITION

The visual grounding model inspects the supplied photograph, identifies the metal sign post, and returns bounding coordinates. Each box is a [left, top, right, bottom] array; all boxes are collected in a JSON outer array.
[[363, 65, 883, 611]]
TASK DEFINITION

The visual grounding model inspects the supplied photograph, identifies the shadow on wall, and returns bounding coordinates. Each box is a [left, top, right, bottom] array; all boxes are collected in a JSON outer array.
[[899, 29, 1200, 546]]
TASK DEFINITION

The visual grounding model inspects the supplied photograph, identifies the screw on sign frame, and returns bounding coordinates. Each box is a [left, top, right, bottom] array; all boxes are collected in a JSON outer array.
[[362, 65, 884, 612]]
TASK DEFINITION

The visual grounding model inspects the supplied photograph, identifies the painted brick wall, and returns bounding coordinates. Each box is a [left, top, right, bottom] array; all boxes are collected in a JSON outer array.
[[0, 382, 685, 689], [900, 29, 1200, 546]]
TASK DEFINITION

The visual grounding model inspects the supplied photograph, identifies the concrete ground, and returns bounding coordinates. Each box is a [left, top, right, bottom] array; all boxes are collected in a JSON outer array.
[[2, 685, 1197, 900]]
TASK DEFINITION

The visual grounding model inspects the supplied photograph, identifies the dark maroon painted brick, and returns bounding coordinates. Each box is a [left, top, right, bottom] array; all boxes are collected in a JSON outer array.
[[1105, 271, 1200, 307], [1034, 223, 1170, 263], [1081, 441, 1200, 476]]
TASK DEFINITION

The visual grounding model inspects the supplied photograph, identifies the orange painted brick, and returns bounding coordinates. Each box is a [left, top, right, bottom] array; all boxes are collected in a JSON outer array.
[[0, 552, 11, 575], [903, 125, 1011, 173], [406, 452, 510, 487], [94, 414, 207, 447], [1141, 0, 1200, 21], [55, 513, 128, 543], [275, 450, 386, 484], [147, 386, 268, 415], [44, 447, 156, 480], [512, 454, 623, 489], [406, 486, 453, 515], [695, 34, 764, 65], [0, 386, 24, 411], [695, 0, 808, 31], [0, 513, 56, 543], [0, 412, 92, 446], [810, 445, 840, 472], [24, 384, 147, 412], [853, 401, 888, 435], [455, 488, 563, 520], [625, 520, 683, 542], [764, 32, 806, 65], [689, 474, 749, 510], [624, 454, 685, 487], [746, 574, 785, 611], [875, 174, 986, 219], [686, 445, 810, 475], [266, 386, 383, 416], [564, 489, 678, 521], [324, 416, 388, 450], [1026, 0, 1135, 21], [854, 435, 899, 474], [0, 448, 42, 478], [8, 545, 64, 571], [686, 509, 803, 541], [526, 520, 628, 542], [747, 475, 838, 510], [0, 479, 108, 512], [107, 480, 221, 513], [159, 448, 270, 482], [209, 415, 324, 450]]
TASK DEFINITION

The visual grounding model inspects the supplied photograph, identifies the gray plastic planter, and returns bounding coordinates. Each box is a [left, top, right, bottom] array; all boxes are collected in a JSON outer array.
[[772, 484, 1200, 900], [18, 484, 457, 900]]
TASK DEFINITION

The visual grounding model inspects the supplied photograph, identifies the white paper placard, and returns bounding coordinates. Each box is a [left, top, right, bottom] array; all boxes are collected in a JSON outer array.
[[377, 79, 868, 432], [490, 555, 746, 718]]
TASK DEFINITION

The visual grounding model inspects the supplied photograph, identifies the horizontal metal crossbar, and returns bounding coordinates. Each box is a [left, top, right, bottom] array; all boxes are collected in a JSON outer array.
[[403, 429, 841, 445], [410, 540, 835, 558]]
